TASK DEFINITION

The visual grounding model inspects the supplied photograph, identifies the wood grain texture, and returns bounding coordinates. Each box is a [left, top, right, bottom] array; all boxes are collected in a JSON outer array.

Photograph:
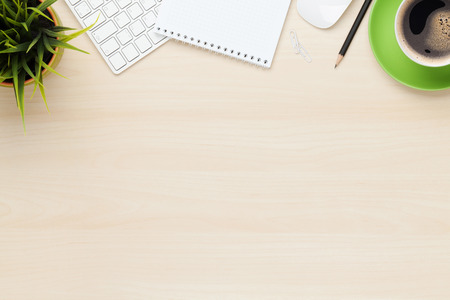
[[1, 1, 450, 299]]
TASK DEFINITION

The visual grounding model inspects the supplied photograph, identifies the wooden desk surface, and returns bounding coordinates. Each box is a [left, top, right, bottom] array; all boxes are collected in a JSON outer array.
[[1, 1, 450, 299]]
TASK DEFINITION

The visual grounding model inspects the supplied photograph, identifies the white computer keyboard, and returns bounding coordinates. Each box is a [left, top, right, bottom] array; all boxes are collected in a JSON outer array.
[[65, 0, 168, 74]]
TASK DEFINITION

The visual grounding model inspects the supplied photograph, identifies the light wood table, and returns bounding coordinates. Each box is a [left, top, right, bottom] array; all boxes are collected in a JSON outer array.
[[1, 1, 450, 299]]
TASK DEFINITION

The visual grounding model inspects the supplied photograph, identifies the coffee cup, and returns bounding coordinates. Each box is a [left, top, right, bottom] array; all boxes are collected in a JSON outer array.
[[395, 0, 450, 67]]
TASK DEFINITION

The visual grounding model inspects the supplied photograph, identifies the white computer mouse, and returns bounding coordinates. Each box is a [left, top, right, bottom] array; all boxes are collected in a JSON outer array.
[[297, 0, 353, 29]]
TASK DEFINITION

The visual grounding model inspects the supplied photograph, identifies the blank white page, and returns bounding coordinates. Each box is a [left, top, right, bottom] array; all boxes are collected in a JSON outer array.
[[155, 0, 291, 68]]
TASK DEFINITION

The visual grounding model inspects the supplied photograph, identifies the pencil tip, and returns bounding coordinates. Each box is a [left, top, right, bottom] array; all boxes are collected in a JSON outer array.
[[335, 54, 343, 69]]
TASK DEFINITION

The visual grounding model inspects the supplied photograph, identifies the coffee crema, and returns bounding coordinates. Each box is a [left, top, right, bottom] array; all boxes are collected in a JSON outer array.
[[396, 0, 450, 66]]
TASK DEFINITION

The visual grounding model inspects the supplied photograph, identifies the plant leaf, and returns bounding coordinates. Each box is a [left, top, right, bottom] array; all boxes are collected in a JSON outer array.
[[25, 0, 57, 27], [42, 28, 66, 38], [1, 0, 17, 19], [48, 38, 89, 54], [17, 71, 26, 133], [41, 60, 67, 79], [20, 21, 28, 31], [2, 16, 22, 26], [27, 7, 53, 22], [42, 34, 58, 54], [52, 26, 76, 32], [34, 56, 47, 109], [36, 0, 58, 13], [11, 55, 26, 132], [20, 56, 47, 111], [60, 17, 97, 42], [0, 42, 30, 53], [28, 7, 54, 23], [0, 29, 19, 45], [38, 73, 47, 114], [26, 30, 41, 52], [36, 40, 44, 89], [23, 0, 28, 20], [0, 65, 12, 78], [20, 56, 42, 88], [20, 55, 40, 101]]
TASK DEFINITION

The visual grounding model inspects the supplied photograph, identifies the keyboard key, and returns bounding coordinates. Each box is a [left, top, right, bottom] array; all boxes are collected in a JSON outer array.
[[154, 5, 160, 14], [109, 52, 126, 70], [64, 0, 169, 74], [92, 20, 117, 43], [142, 11, 156, 28], [139, 0, 155, 11], [129, 20, 145, 36], [87, 0, 103, 9], [103, 1, 118, 17], [83, 11, 106, 28], [114, 11, 130, 28], [116, 0, 131, 8], [135, 35, 152, 52], [127, 3, 144, 19], [148, 29, 166, 44], [100, 37, 120, 56], [122, 44, 139, 61], [68, 0, 81, 6], [116, 28, 132, 45], [75, 2, 91, 18]]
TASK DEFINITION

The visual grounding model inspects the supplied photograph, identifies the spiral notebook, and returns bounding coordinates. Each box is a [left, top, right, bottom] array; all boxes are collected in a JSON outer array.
[[155, 0, 292, 68]]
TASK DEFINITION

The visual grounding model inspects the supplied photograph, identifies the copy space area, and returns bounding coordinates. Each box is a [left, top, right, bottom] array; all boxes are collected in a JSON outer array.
[[1, 1, 450, 299]]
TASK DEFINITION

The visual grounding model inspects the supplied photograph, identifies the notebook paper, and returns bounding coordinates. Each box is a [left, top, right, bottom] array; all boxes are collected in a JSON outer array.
[[155, 0, 291, 68]]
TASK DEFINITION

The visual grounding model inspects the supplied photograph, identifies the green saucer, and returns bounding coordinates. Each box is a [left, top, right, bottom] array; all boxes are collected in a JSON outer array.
[[368, 0, 450, 91]]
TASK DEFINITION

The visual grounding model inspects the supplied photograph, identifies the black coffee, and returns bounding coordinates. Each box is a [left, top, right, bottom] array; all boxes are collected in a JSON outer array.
[[397, 0, 450, 65]]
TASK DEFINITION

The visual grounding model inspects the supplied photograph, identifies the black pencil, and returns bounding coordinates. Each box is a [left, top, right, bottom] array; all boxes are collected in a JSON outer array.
[[335, 0, 373, 68]]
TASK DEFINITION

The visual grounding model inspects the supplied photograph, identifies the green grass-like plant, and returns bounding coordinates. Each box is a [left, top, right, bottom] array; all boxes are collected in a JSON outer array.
[[0, 0, 94, 130]]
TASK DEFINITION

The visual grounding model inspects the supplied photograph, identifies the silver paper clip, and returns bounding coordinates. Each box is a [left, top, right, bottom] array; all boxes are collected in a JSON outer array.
[[290, 30, 312, 63]]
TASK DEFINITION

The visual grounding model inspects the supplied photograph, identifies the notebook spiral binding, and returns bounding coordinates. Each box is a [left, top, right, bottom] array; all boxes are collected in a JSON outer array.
[[156, 27, 269, 67]]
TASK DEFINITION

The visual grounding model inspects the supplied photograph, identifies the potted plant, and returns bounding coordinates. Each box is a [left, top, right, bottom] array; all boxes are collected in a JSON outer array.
[[0, 0, 94, 131]]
